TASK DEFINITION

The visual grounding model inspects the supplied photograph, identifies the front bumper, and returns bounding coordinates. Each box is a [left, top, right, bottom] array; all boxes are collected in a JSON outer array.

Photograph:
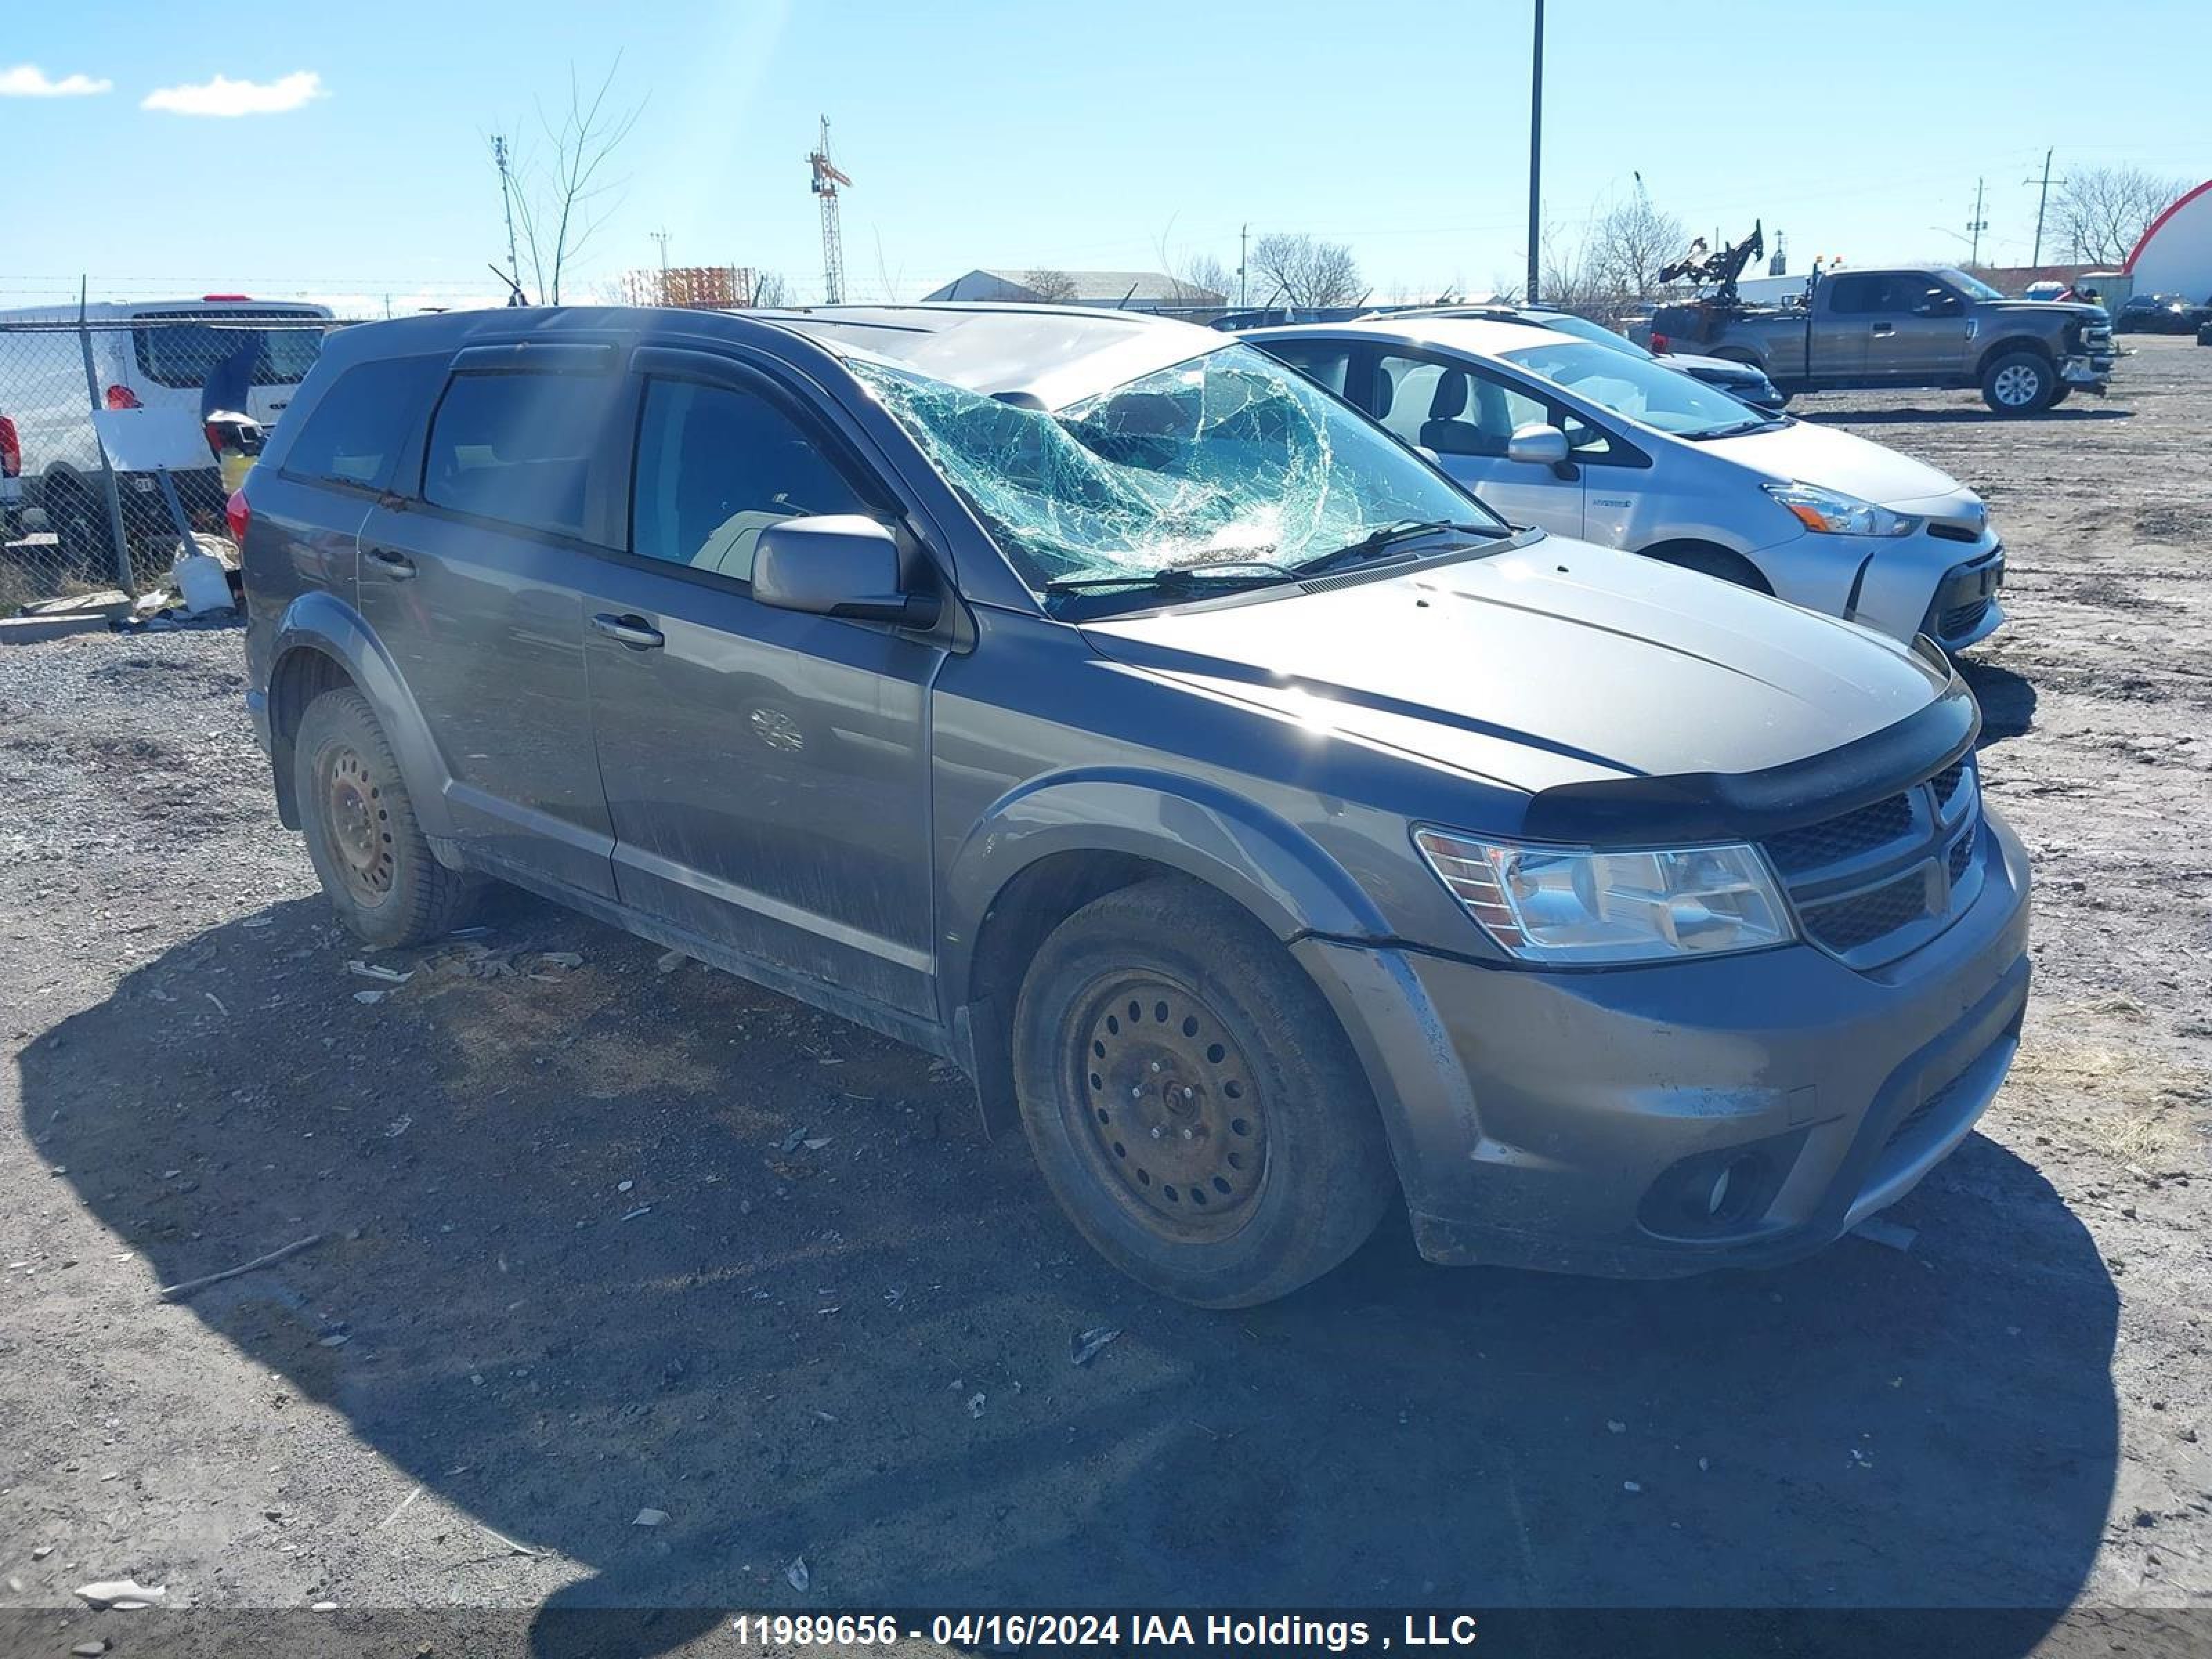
[[1295, 807, 2031, 1278], [1758, 510, 2007, 651], [2061, 352, 2112, 390]]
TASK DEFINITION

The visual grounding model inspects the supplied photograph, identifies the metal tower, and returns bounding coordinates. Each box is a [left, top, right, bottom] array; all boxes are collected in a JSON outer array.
[[807, 115, 852, 306]]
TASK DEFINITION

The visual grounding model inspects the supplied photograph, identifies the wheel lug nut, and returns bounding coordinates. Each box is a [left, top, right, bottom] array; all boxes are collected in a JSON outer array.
[[1150, 1060, 1161, 1073], [1181, 1127, 1195, 1140], [1183, 1087, 1194, 1100], [1150, 1126, 1163, 1140], [1130, 1086, 1142, 1098]]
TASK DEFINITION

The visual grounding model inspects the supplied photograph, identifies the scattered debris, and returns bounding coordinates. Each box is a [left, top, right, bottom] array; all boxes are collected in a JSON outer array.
[[384, 1114, 412, 1138], [1621, 1481, 1642, 1494], [72, 1641, 111, 1657], [317, 1332, 350, 1349], [203, 991, 229, 1016], [310, 1600, 339, 1613], [32, 1546, 53, 1561], [353, 991, 386, 1006], [619, 1206, 653, 1223], [1606, 1420, 1626, 1434], [536, 951, 583, 971], [241, 914, 274, 930], [1851, 1217, 1918, 1253], [377, 1485, 424, 1529], [785, 1555, 810, 1592], [967, 1391, 987, 1418], [480, 1524, 547, 1559], [158, 1233, 325, 1302], [633, 1508, 668, 1528], [656, 949, 689, 974], [74, 1577, 167, 1610], [779, 1125, 811, 1154], [1070, 1326, 1122, 1366], [617, 1180, 634, 1193], [347, 960, 413, 985]]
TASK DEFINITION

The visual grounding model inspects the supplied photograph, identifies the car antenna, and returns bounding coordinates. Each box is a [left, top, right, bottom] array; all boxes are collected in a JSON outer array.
[[1116, 281, 1140, 310], [487, 263, 529, 308]]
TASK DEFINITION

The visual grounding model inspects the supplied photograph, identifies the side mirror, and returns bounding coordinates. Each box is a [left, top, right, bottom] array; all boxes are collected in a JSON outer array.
[[1918, 292, 1963, 317], [752, 515, 938, 628], [1506, 422, 1571, 466]]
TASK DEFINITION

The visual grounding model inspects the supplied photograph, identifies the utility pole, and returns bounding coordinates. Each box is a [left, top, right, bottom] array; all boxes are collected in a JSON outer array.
[[1526, 0, 1545, 303], [649, 228, 671, 305], [491, 135, 524, 303], [1239, 223, 1248, 308], [1967, 177, 1988, 268], [2027, 149, 2055, 267]]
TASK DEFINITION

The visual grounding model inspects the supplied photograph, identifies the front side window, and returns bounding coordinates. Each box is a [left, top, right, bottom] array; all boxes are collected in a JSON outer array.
[[850, 342, 1499, 603], [630, 379, 872, 583], [1501, 340, 1770, 440], [422, 371, 622, 541], [1376, 353, 1611, 461]]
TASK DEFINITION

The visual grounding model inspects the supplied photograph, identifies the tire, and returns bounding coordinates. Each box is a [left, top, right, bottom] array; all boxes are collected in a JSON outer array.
[[294, 688, 478, 949], [1011, 876, 1398, 1307], [1643, 542, 1772, 593], [1980, 351, 2054, 415], [46, 478, 111, 575], [2046, 385, 2072, 406]]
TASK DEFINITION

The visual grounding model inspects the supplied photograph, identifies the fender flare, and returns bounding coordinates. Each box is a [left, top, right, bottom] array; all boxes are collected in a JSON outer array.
[[266, 590, 457, 840], [938, 765, 1392, 1011]]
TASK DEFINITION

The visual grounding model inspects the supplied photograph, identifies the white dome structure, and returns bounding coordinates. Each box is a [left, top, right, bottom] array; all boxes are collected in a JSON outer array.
[[2126, 180, 2212, 298]]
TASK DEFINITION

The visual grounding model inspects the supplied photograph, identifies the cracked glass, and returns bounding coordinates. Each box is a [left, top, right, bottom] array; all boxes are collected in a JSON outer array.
[[848, 343, 1501, 605]]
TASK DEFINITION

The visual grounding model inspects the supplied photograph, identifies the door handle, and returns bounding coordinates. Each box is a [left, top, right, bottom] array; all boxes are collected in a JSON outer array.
[[1871, 322, 1895, 337], [592, 612, 665, 650], [366, 547, 416, 580]]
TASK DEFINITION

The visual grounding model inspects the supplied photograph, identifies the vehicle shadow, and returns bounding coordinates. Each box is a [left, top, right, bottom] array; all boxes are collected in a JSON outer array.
[[1797, 406, 2132, 427], [1959, 655, 2038, 744], [21, 897, 2117, 1653]]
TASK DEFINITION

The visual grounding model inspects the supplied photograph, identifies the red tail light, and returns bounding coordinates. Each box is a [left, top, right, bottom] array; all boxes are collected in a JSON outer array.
[[225, 487, 251, 546], [104, 384, 142, 411], [0, 417, 19, 479], [1649, 332, 1671, 355]]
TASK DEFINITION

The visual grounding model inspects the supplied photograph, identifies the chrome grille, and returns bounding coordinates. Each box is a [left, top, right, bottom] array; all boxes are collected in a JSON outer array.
[[1764, 757, 1983, 968]]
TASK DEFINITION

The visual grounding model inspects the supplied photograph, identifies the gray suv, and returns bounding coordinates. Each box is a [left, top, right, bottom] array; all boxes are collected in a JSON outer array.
[[239, 303, 2032, 1306]]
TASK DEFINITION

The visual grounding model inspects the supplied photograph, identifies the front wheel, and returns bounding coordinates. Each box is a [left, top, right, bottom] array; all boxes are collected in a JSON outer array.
[[1981, 351, 2055, 415], [1011, 877, 1398, 1308]]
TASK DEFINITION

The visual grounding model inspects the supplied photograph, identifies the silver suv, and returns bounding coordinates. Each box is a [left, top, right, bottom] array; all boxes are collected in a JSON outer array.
[[239, 303, 2032, 1306]]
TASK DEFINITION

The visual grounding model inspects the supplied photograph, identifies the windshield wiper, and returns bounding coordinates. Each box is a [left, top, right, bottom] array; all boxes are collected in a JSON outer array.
[[1288, 518, 1501, 578], [1685, 418, 1777, 441], [1042, 559, 1301, 597]]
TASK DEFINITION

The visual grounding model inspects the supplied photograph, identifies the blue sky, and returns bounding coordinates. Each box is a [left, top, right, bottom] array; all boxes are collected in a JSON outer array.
[[4, 0, 2206, 315]]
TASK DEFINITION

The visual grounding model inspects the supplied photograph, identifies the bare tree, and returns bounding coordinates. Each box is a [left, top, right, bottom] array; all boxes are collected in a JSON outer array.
[[747, 270, 792, 308], [1022, 268, 1079, 303], [1534, 225, 1609, 317], [1582, 181, 1685, 301], [505, 59, 644, 305], [1169, 254, 1233, 306], [2053, 166, 2188, 265], [1250, 233, 1363, 308]]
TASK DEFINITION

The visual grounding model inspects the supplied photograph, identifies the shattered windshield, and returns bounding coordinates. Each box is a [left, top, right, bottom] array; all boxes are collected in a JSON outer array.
[[848, 343, 1502, 606]]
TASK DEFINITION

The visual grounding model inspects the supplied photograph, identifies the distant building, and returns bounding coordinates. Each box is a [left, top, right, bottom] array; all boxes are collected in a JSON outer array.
[[921, 269, 1224, 312], [619, 265, 769, 309], [2126, 180, 2212, 300]]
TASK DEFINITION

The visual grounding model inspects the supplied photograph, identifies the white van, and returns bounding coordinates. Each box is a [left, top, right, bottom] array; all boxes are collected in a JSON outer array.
[[0, 297, 331, 565]]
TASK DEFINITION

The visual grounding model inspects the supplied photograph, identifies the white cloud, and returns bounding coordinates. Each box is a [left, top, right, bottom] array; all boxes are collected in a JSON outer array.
[[0, 64, 114, 97], [141, 71, 324, 118]]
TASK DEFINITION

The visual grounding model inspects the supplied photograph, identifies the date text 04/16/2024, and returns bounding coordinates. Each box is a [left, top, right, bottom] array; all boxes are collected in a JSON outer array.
[[726, 1613, 1482, 1649]]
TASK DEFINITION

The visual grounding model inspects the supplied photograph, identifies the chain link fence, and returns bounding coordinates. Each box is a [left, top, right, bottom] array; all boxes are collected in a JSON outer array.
[[1, 310, 355, 617]]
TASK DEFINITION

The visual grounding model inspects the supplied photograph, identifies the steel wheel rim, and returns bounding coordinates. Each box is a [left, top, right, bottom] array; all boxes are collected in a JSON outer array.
[[321, 745, 395, 904], [1062, 971, 1267, 1240], [1994, 365, 2040, 406]]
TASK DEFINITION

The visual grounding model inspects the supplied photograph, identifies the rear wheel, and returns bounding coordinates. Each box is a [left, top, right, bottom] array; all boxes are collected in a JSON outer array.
[[1011, 877, 1397, 1308], [1981, 351, 2054, 415], [294, 688, 478, 948], [46, 477, 111, 575]]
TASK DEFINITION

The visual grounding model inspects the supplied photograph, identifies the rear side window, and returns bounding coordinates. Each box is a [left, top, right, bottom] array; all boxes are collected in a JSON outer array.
[[422, 371, 621, 541], [1259, 341, 1352, 397], [630, 378, 872, 584], [281, 355, 445, 491]]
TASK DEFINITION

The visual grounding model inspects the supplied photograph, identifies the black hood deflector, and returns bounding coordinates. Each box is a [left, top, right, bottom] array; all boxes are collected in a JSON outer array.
[[1521, 662, 1979, 845]]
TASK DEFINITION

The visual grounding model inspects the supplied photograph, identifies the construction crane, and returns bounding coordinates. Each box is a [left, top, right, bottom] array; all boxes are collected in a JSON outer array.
[[807, 115, 852, 306]]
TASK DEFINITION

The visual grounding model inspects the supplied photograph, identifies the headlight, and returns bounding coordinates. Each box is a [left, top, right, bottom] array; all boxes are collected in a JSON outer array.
[[1412, 829, 1796, 965], [1764, 481, 1915, 537]]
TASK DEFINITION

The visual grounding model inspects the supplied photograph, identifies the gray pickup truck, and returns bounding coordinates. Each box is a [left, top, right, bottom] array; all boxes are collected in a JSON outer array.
[[1646, 266, 2115, 415]]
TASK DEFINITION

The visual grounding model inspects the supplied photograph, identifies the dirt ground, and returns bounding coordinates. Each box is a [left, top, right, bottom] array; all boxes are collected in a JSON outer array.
[[1, 339, 2207, 1658]]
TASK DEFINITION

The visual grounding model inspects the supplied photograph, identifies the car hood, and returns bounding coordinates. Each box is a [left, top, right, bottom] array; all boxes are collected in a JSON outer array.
[[1980, 300, 2105, 322], [1079, 538, 1949, 798], [1700, 418, 1969, 509], [1666, 350, 1763, 380]]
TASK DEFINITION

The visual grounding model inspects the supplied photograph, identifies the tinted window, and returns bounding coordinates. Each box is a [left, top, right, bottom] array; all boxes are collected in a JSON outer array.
[[1824, 274, 1881, 315], [1827, 273, 1945, 315], [132, 315, 326, 388], [423, 371, 621, 540], [630, 379, 872, 584], [281, 355, 445, 491]]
